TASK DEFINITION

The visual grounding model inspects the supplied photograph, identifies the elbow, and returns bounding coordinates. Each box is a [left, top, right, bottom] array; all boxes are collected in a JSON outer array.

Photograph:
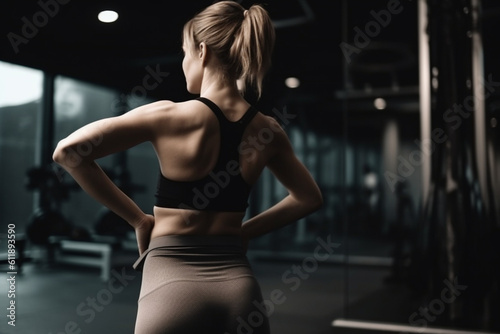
[[52, 142, 64, 165], [301, 190, 323, 214], [310, 191, 324, 212], [293, 189, 323, 214], [52, 140, 81, 169]]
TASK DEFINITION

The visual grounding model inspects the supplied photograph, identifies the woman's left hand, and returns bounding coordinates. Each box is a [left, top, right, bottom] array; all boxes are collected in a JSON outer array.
[[134, 214, 155, 255]]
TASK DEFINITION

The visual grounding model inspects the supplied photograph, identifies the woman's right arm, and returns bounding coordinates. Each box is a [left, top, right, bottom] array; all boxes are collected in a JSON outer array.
[[241, 122, 323, 240]]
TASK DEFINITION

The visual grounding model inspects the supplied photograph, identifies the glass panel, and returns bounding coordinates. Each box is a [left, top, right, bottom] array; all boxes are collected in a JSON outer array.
[[247, 107, 343, 254], [0, 61, 43, 230], [333, 1, 500, 332], [52, 76, 121, 231], [338, 0, 422, 327], [120, 94, 158, 225], [52, 79, 159, 238]]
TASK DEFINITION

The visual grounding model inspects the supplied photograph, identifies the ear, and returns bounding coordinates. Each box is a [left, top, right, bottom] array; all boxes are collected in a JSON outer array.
[[198, 42, 209, 66]]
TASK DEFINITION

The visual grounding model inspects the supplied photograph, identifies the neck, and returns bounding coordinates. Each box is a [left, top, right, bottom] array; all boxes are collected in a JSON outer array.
[[200, 78, 243, 103]]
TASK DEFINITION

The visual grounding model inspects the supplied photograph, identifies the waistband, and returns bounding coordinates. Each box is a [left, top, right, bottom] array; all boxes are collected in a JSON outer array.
[[132, 234, 243, 272]]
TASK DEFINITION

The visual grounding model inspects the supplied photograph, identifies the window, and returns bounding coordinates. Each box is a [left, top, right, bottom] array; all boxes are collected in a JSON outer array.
[[0, 61, 43, 228]]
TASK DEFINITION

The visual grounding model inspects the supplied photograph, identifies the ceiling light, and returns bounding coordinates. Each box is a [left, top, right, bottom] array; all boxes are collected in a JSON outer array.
[[285, 77, 300, 89], [374, 97, 386, 110], [98, 10, 119, 23]]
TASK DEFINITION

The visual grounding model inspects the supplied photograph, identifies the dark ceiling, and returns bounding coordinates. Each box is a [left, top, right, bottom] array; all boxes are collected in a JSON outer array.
[[1, 0, 499, 118], [0, 1, 419, 102], [0, 1, 339, 101]]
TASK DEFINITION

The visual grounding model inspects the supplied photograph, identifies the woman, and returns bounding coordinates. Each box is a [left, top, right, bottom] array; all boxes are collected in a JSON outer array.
[[53, 1, 323, 333]]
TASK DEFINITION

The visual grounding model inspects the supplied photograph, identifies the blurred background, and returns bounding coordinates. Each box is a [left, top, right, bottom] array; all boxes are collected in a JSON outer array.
[[0, 0, 499, 333]]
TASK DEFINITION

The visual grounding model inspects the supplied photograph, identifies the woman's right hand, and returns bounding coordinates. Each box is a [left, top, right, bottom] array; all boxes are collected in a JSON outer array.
[[134, 214, 155, 255]]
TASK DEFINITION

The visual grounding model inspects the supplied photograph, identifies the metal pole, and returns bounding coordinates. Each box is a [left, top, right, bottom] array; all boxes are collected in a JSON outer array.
[[470, 0, 489, 211], [34, 72, 55, 210], [418, 0, 431, 210]]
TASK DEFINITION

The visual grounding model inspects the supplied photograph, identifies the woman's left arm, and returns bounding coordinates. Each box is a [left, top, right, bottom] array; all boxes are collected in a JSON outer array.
[[53, 100, 171, 253]]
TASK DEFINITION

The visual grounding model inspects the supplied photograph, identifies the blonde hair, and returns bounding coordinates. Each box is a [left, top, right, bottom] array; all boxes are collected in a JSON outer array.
[[183, 0, 275, 99]]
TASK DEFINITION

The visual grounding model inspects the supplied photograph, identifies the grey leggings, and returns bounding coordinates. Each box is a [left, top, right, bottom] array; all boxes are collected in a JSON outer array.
[[132, 235, 270, 334]]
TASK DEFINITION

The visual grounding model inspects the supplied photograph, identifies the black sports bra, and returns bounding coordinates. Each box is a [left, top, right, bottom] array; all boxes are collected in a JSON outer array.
[[154, 97, 258, 212]]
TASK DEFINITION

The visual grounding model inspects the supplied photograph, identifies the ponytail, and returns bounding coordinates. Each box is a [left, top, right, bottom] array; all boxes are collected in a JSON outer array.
[[183, 1, 275, 99], [230, 4, 275, 98]]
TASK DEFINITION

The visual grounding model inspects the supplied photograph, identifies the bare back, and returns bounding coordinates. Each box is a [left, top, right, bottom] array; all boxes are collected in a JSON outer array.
[[149, 98, 281, 238]]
